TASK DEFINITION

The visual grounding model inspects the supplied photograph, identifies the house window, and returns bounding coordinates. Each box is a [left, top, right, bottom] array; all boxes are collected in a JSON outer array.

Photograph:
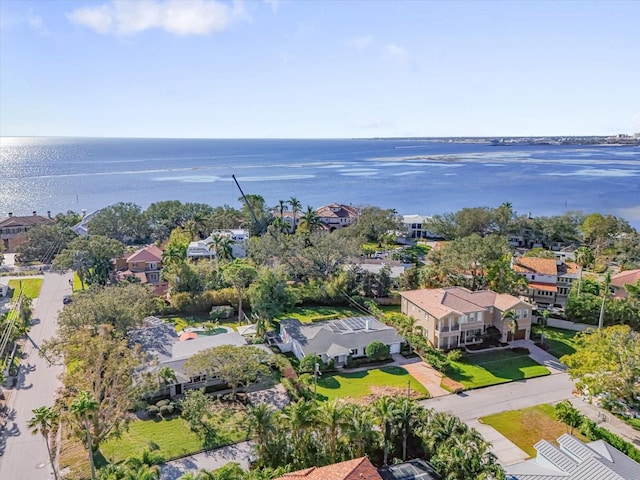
[[523, 310, 528, 319], [531, 275, 536, 280]]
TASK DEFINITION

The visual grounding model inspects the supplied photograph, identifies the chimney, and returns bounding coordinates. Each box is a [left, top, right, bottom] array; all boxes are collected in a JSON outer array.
[[47, 210, 52, 218], [8, 213, 12, 217], [33, 210, 37, 216]]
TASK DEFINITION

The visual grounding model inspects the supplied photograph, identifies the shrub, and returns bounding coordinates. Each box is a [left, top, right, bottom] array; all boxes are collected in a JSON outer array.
[[366, 341, 391, 361], [159, 404, 174, 417], [147, 405, 159, 418], [579, 419, 640, 462], [210, 305, 234, 320], [446, 349, 463, 363], [156, 399, 170, 408], [511, 347, 530, 355], [299, 354, 325, 374]]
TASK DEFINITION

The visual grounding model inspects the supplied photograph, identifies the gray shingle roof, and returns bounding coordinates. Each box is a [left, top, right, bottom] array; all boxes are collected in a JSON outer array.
[[280, 316, 403, 358], [506, 435, 640, 480]]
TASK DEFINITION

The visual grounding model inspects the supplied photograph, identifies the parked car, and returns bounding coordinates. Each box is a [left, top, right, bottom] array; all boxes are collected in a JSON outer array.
[[63, 295, 72, 304]]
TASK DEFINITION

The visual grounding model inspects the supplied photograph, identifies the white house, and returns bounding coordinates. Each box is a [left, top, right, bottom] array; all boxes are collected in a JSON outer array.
[[186, 229, 249, 260], [279, 316, 404, 367], [401, 215, 438, 240]]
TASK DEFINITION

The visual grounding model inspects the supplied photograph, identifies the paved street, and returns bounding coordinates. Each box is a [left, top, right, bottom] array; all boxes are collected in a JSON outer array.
[[0, 272, 70, 480]]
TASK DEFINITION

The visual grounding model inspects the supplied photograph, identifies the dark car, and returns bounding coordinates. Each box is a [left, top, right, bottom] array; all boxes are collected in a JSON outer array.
[[63, 295, 73, 304]]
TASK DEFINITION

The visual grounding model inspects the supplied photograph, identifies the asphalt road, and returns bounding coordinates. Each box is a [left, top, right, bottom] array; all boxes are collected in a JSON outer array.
[[0, 272, 70, 480], [420, 373, 575, 421]]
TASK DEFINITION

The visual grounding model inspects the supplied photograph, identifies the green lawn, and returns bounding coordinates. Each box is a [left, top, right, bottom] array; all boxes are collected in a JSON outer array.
[[534, 325, 579, 359], [8, 278, 43, 299], [315, 366, 429, 401], [165, 315, 239, 332], [100, 410, 248, 463], [276, 306, 364, 324], [446, 350, 550, 389], [479, 404, 588, 457]]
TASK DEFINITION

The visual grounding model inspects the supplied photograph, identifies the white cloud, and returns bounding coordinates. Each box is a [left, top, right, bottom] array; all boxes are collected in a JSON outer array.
[[383, 43, 412, 69], [67, 0, 248, 36], [348, 35, 373, 51], [631, 112, 640, 133]]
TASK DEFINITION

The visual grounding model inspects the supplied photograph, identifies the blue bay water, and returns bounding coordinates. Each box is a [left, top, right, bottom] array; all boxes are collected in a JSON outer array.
[[1, 137, 639, 228]]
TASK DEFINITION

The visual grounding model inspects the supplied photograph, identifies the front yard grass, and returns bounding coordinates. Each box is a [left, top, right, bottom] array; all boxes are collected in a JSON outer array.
[[534, 325, 579, 359], [164, 314, 239, 332], [315, 366, 429, 402], [446, 350, 550, 389], [276, 306, 364, 324], [479, 404, 588, 457], [8, 278, 43, 299], [100, 408, 248, 464]]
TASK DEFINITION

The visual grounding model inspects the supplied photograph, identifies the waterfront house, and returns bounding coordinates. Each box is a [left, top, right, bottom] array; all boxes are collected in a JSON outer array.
[[186, 229, 249, 260], [401, 214, 438, 240], [0, 211, 54, 252], [400, 287, 532, 350], [512, 256, 580, 307], [279, 316, 404, 366], [505, 433, 640, 479], [315, 203, 359, 232]]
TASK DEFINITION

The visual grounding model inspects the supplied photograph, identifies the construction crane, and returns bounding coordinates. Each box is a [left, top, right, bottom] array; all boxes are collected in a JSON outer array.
[[232, 174, 266, 234]]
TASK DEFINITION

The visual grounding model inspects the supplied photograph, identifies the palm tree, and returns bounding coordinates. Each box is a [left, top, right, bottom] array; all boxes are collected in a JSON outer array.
[[70, 390, 99, 480], [247, 403, 275, 461], [501, 309, 518, 340], [598, 271, 611, 329], [299, 205, 322, 233], [122, 464, 160, 480], [317, 400, 347, 463], [574, 246, 594, 297], [207, 234, 234, 270], [282, 400, 317, 466], [539, 309, 549, 346], [395, 397, 419, 461], [28, 406, 60, 480], [288, 197, 302, 233], [344, 404, 378, 458], [373, 396, 397, 466], [162, 243, 186, 266]]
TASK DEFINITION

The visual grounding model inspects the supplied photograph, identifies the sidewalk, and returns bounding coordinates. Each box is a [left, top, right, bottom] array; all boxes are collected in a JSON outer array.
[[511, 339, 567, 374]]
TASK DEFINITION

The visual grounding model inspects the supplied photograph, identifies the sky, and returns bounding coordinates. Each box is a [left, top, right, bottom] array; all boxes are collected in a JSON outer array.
[[1, 0, 639, 139]]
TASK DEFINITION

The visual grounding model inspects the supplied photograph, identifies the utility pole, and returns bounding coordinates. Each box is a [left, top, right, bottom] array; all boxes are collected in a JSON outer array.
[[407, 379, 411, 398], [314, 362, 321, 398]]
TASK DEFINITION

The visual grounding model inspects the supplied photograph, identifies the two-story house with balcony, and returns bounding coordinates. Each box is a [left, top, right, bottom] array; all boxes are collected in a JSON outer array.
[[315, 203, 359, 232], [400, 287, 532, 350], [512, 256, 580, 308], [186, 229, 249, 260], [115, 244, 164, 284], [0, 211, 55, 252], [401, 214, 438, 240]]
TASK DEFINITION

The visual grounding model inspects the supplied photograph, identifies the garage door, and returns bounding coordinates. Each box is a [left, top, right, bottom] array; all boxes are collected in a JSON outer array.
[[509, 329, 527, 341]]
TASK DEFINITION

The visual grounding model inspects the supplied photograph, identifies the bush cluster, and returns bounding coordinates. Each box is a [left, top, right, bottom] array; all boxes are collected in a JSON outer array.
[[146, 398, 180, 418]]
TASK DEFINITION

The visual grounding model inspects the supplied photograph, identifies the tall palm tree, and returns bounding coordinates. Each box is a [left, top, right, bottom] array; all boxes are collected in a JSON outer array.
[[28, 406, 60, 480], [395, 397, 419, 461], [282, 400, 317, 466], [288, 197, 302, 233], [207, 234, 234, 270], [70, 390, 99, 480], [501, 309, 518, 340], [574, 246, 594, 297], [373, 396, 397, 466]]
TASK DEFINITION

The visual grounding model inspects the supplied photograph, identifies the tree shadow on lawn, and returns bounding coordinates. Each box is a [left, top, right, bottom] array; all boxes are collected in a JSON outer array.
[[379, 366, 408, 376]]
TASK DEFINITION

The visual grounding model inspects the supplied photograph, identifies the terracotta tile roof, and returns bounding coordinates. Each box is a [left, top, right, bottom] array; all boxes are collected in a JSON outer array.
[[274, 457, 382, 480], [610, 269, 640, 288], [564, 262, 580, 275], [0, 215, 54, 228], [125, 245, 163, 263], [528, 281, 558, 292], [513, 257, 558, 276], [315, 203, 359, 220], [401, 287, 524, 318]]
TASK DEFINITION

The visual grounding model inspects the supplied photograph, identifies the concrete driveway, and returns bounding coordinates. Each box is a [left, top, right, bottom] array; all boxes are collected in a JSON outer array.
[[160, 441, 252, 480]]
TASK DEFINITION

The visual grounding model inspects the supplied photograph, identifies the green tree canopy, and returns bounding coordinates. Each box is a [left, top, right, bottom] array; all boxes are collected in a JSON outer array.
[[561, 325, 640, 410], [183, 345, 273, 397], [88, 202, 149, 242]]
